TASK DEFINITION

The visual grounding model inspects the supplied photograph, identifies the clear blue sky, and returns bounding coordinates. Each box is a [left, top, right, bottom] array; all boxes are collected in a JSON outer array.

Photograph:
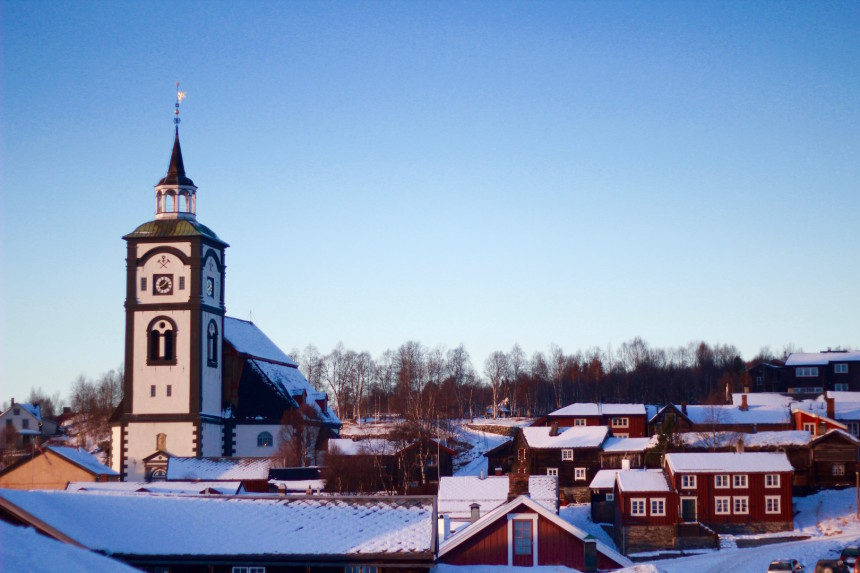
[[2, 1, 858, 403]]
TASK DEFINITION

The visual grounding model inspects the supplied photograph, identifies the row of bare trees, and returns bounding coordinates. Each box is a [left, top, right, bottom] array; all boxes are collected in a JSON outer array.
[[292, 339, 807, 422]]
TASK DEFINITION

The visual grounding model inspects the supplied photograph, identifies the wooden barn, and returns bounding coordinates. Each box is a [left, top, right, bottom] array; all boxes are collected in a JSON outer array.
[[438, 495, 630, 570], [809, 429, 860, 489]]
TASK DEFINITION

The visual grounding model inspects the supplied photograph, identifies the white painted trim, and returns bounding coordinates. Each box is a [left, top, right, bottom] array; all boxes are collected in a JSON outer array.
[[765, 495, 781, 514], [650, 498, 666, 516], [714, 496, 731, 515], [630, 498, 646, 516], [733, 496, 749, 515], [765, 474, 780, 488], [507, 513, 538, 566]]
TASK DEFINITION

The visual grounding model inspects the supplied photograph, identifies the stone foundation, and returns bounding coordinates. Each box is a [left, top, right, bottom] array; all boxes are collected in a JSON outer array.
[[709, 521, 792, 535], [616, 525, 675, 554]]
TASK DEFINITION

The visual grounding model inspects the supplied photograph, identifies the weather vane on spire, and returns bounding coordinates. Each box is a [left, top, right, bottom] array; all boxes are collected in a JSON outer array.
[[174, 82, 187, 126]]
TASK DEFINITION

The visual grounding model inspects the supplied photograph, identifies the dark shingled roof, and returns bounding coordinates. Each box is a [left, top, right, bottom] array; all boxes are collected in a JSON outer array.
[[124, 219, 227, 244], [157, 127, 195, 187]]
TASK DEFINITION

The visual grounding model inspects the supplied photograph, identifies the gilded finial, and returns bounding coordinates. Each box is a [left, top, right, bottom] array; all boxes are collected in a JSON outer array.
[[174, 82, 187, 125]]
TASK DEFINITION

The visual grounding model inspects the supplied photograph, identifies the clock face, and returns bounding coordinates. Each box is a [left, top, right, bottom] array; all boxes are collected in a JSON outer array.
[[153, 274, 173, 295], [206, 277, 214, 297]]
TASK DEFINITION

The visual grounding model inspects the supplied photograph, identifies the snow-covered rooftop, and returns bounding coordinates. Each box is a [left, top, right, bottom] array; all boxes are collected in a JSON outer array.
[[0, 490, 436, 558], [166, 457, 272, 481], [665, 452, 793, 473], [731, 393, 796, 407], [616, 469, 671, 492], [48, 447, 119, 477], [437, 476, 558, 519], [678, 430, 811, 449], [224, 317, 297, 366], [589, 469, 620, 490], [785, 351, 860, 366], [522, 425, 609, 449], [683, 404, 790, 425], [549, 403, 646, 417], [0, 521, 139, 573], [66, 481, 244, 495], [601, 437, 654, 452]]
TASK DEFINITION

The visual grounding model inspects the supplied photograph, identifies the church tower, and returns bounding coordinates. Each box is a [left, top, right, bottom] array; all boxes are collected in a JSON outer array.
[[111, 97, 229, 480]]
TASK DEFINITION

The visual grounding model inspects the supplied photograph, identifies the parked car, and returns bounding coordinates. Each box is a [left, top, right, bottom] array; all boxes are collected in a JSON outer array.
[[816, 559, 849, 573], [769, 560, 805, 573]]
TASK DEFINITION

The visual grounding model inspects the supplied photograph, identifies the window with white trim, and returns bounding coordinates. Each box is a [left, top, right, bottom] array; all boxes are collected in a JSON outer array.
[[733, 496, 749, 514], [611, 417, 629, 427], [345, 567, 377, 573], [513, 519, 533, 556], [605, 492, 614, 501], [833, 463, 846, 476], [613, 433, 629, 439], [803, 422, 816, 435], [715, 474, 729, 488], [733, 474, 748, 488], [561, 449, 573, 461], [575, 467, 586, 481], [574, 418, 586, 426], [232, 567, 266, 573], [715, 496, 731, 514], [681, 475, 697, 489], [796, 367, 819, 377], [650, 498, 666, 516], [547, 467, 558, 477], [631, 498, 646, 516], [765, 496, 781, 514], [835, 363, 849, 374], [765, 474, 780, 488], [835, 383, 849, 391], [848, 422, 859, 436]]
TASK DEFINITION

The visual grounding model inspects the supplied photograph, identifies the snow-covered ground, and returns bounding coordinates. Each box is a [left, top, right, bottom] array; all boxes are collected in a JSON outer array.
[[452, 423, 515, 476]]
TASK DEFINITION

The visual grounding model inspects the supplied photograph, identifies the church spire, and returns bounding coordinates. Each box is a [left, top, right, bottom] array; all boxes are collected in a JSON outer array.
[[154, 84, 197, 220]]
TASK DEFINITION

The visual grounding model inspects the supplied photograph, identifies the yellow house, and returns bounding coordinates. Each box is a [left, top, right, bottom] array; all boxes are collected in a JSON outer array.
[[0, 446, 119, 490]]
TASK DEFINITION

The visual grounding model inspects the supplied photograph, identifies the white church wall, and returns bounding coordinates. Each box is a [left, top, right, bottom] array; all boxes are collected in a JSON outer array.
[[200, 422, 223, 457], [200, 311, 223, 417], [125, 421, 195, 481], [110, 426, 123, 472], [234, 424, 282, 457], [131, 310, 191, 415], [136, 242, 192, 306]]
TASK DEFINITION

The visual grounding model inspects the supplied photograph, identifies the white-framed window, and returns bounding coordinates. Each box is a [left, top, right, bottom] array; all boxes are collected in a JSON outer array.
[[574, 418, 586, 426], [765, 496, 781, 514], [733, 496, 749, 514], [232, 567, 266, 573], [681, 475, 697, 489], [605, 492, 614, 501], [518, 448, 527, 461], [796, 367, 819, 377], [650, 498, 666, 516], [611, 417, 629, 428], [765, 474, 780, 488], [561, 449, 573, 461], [835, 364, 849, 374], [715, 496, 731, 515], [631, 498, 646, 516], [835, 383, 849, 391], [803, 422, 816, 435], [613, 433, 629, 439], [715, 474, 730, 488], [733, 474, 748, 488], [513, 519, 533, 556], [833, 463, 846, 476], [346, 567, 377, 573], [426, 454, 438, 467], [848, 422, 859, 436], [547, 467, 558, 477], [574, 467, 587, 481]]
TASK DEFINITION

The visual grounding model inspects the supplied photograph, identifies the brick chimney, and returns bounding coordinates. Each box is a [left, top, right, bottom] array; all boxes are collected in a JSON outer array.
[[494, 466, 503, 476], [508, 474, 530, 500], [549, 421, 559, 437], [826, 396, 835, 419], [470, 503, 480, 523], [740, 394, 748, 412]]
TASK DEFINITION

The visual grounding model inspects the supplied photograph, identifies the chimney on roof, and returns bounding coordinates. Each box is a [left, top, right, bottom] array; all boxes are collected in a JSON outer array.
[[681, 402, 687, 415], [443, 514, 451, 540], [479, 469, 485, 480], [740, 394, 749, 412], [508, 474, 530, 500], [10, 398, 14, 406], [735, 437, 744, 454], [495, 466, 503, 476], [470, 503, 481, 523], [549, 421, 559, 437], [826, 396, 835, 419]]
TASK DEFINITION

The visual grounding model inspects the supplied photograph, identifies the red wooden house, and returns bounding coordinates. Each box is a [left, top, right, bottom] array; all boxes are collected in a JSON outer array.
[[791, 397, 847, 437], [663, 452, 794, 534], [544, 403, 648, 438], [612, 469, 679, 554], [438, 495, 630, 570]]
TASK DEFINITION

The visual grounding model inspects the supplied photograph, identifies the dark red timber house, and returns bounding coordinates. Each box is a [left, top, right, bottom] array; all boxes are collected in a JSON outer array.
[[612, 469, 681, 554], [543, 403, 648, 438], [438, 495, 630, 570], [664, 452, 794, 534]]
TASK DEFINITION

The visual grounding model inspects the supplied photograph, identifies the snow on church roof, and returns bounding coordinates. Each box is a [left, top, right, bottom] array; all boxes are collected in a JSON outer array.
[[665, 452, 793, 473], [0, 490, 435, 558], [522, 425, 609, 449], [166, 457, 272, 481], [224, 317, 297, 366]]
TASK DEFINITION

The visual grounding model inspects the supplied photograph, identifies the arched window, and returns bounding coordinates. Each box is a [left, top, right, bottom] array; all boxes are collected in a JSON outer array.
[[147, 317, 178, 365], [207, 320, 218, 367], [257, 432, 273, 447]]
